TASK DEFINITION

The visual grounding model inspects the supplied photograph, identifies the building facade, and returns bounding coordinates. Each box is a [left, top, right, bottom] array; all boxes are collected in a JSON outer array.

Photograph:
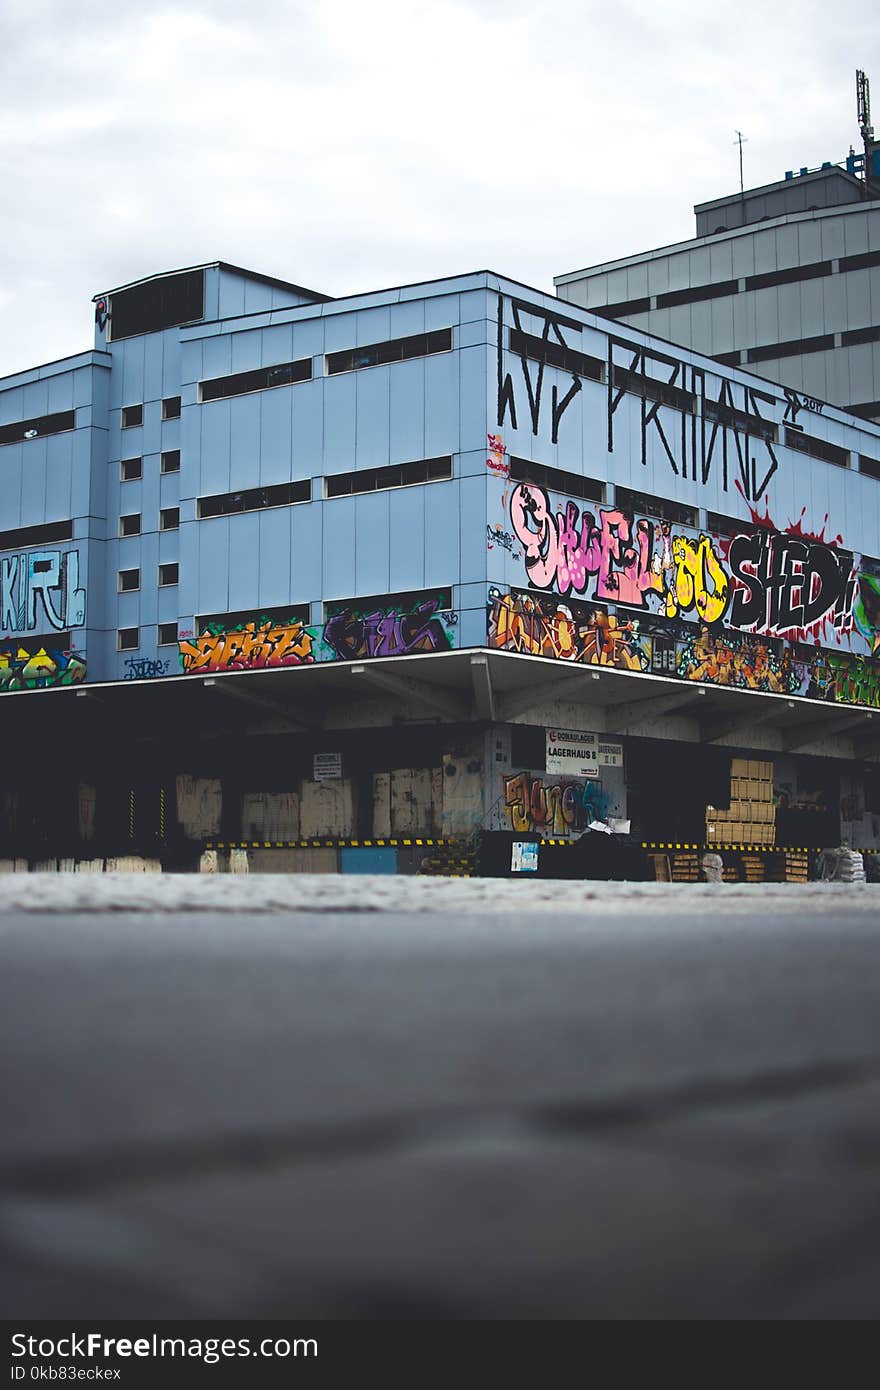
[[1, 263, 880, 869], [554, 166, 880, 426]]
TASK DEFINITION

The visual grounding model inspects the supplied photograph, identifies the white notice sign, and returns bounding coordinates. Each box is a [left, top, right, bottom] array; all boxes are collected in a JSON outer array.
[[546, 728, 599, 779], [313, 752, 342, 782], [598, 741, 623, 768]]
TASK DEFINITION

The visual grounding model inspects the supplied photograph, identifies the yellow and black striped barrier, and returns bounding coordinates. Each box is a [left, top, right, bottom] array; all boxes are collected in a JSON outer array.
[[205, 838, 456, 850], [642, 842, 816, 853]]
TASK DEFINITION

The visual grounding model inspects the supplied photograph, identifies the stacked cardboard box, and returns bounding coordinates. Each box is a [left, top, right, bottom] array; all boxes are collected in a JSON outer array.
[[670, 851, 700, 882], [706, 758, 775, 845]]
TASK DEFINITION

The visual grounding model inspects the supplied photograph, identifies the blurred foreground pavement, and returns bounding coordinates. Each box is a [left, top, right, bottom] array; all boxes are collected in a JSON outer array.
[[2, 878, 879, 1319]]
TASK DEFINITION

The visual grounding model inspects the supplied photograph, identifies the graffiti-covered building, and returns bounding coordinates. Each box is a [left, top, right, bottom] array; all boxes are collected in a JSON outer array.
[[1, 261, 880, 870]]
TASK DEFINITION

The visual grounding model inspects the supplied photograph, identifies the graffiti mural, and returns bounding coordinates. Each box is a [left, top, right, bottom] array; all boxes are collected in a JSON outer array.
[[504, 480, 878, 656], [178, 598, 459, 675], [322, 596, 456, 661], [508, 482, 729, 623], [0, 548, 86, 634], [677, 626, 801, 694], [0, 643, 86, 690], [504, 772, 611, 837], [179, 619, 314, 674], [488, 588, 649, 670]]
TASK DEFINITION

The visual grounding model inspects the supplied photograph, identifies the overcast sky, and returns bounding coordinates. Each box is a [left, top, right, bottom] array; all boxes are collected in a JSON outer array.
[[0, 0, 876, 377]]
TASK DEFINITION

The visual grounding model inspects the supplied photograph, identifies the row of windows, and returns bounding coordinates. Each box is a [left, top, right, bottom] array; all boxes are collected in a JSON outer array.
[[197, 457, 453, 518], [596, 249, 880, 319], [120, 509, 179, 536], [119, 623, 179, 651], [508, 458, 605, 505], [119, 563, 178, 592], [0, 518, 74, 550], [121, 450, 180, 481]]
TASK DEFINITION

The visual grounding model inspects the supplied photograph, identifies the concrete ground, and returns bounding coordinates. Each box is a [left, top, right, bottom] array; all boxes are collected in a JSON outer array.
[[1, 878, 879, 1319]]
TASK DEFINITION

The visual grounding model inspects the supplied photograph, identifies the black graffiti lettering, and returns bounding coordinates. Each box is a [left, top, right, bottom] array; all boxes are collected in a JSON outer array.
[[551, 376, 582, 444], [728, 534, 766, 627], [801, 543, 851, 631], [773, 538, 809, 631], [497, 294, 517, 430]]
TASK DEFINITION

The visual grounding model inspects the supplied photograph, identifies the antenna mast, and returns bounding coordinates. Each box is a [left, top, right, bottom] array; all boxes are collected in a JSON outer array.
[[856, 69, 874, 190]]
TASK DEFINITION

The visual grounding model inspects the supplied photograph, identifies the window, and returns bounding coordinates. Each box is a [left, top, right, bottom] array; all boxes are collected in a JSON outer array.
[[703, 399, 777, 443], [161, 449, 181, 473], [0, 518, 73, 549], [119, 513, 141, 537], [327, 328, 452, 375], [118, 568, 140, 593], [594, 297, 651, 319], [783, 428, 849, 469], [117, 627, 139, 651], [655, 279, 739, 310], [197, 481, 310, 519], [162, 396, 181, 420], [324, 586, 452, 622], [859, 454, 880, 481], [837, 250, 880, 274], [841, 326, 880, 348], [744, 261, 832, 292], [158, 622, 178, 646], [120, 456, 142, 481], [325, 457, 451, 499], [706, 511, 763, 539], [612, 364, 696, 414], [109, 269, 204, 342], [200, 358, 312, 403], [0, 410, 76, 447], [509, 329, 604, 383], [614, 485, 697, 527], [508, 458, 605, 505], [196, 603, 311, 635], [159, 507, 180, 531], [158, 562, 179, 587], [712, 350, 742, 367], [747, 334, 834, 364], [121, 404, 143, 429]]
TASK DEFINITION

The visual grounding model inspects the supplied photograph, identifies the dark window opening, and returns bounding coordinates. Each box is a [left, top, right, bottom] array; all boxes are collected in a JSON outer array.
[[747, 334, 834, 363], [327, 328, 452, 375], [325, 457, 451, 498], [158, 622, 179, 646], [200, 358, 312, 402], [197, 480, 310, 519], [159, 507, 180, 531], [196, 603, 311, 635], [847, 400, 880, 421], [839, 250, 880, 274], [158, 563, 179, 587], [859, 453, 880, 481], [655, 279, 739, 310], [323, 586, 452, 621], [841, 325, 880, 348], [117, 627, 139, 651], [508, 458, 605, 505], [0, 518, 73, 549], [510, 724, 547, 770], [161, 449, 181, 473], [593, 297, 651, 319], [744, 261, 832, 292], [508, 329, 604, 383], [615, 485, 697, 527], [784, 428, 849, 469], [109, 269, 205, 342], [703, 399, 778, 443], [0, 632, 72, 654], [612, 363, 696, 414], [121, 404, 143, 429], [118, 569, 140, 593], [712, 350, 742, 367], [0, 410, 75, 447], [162, 396, 181, 420], [120, 456, 142, 482], [119, 514, 141, 537], [706, 510, 764, 538]]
